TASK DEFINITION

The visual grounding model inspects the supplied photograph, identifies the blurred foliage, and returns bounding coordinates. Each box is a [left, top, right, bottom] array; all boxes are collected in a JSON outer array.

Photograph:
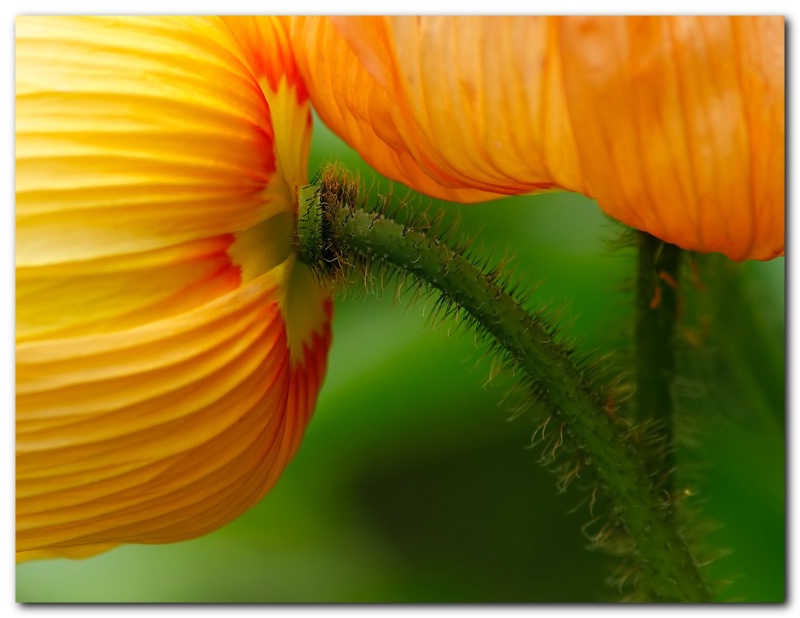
[[16, 123, 785, 603]]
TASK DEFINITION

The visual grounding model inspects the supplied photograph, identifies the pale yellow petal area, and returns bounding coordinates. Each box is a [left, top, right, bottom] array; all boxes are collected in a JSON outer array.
[[221, 16, 313, 205], [558, 16, 785, 261], [17, 262, 332, 560], [222, 16, 329, 363], [293, 16, 784, 261], [16, 16, 289, 267]]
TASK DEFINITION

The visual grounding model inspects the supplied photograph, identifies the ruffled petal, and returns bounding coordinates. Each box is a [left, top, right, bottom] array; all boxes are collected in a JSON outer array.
[[291, 16, 503, 203], [16, 16, 290, 266], [16, 16, 332, 560], [17, 266, 330, 559], [222, 16, 312, 211], [557, 16, 784, 261], [293, 16, 784, 261], [18, 270, 286, 556]]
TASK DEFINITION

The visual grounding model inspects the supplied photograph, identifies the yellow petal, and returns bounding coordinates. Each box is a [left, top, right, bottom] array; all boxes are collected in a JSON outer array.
[[17, 270, 276, 554], [292, 16, 784, 261], [16, 16, 290, 265], [16, 16, 332, 560], [17, 266, 331, 559], [17, 234, 240, 341]]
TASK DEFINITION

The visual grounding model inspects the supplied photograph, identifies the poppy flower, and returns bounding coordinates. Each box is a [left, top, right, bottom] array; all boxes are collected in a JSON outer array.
[[290, 16, 784, 261], [16, 16, 331, 561]]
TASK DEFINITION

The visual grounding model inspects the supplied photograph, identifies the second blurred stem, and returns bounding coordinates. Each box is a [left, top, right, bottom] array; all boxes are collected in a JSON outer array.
[[634, 231, 683, 497]]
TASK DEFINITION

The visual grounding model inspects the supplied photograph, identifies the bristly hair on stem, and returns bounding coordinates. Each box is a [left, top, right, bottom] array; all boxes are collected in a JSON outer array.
[[295, 163, 713, 603]]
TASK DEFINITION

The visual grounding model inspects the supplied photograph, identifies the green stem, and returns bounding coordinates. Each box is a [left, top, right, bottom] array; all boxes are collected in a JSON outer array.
[[296, 167, 710, 602], [634, 232, 682, 494]]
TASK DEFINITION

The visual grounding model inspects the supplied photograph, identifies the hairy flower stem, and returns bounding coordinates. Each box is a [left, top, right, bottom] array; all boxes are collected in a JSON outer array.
[[296, 167, 710, 602], [634, 232, 682, 497]]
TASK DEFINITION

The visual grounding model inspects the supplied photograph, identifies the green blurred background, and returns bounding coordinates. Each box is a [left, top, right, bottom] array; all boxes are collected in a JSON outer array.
[[16, 122, 785, 603]]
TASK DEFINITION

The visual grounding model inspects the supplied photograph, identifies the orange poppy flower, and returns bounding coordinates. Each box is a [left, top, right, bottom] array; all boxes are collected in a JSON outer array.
[[291, 16, 784, 261], [16, 16, 331, 561]]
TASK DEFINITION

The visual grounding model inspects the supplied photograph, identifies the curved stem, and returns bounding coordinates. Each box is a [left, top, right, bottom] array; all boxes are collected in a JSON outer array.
[[296, 168, 710, 602]]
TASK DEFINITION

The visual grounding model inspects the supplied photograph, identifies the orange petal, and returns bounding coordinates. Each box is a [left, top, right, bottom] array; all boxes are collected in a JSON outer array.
[[557, 16, 784, 261], [16, 16, 331, 560], [291, 16, 504, 203], [293, 16, 784, 261]]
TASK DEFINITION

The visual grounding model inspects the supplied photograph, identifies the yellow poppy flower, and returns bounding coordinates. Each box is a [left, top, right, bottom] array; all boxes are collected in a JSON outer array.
[[291, 16, 784, 261], [16, 16, 331, 561]]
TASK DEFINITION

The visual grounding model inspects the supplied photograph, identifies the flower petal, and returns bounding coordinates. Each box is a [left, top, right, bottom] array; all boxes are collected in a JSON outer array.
[[222, 16, 327, 361], [16, 16, 332, 560], [293, 16, 784, 261], [17, 262, 331, 560], [16, 16, 292, 266], [222, 16, 313, 214], [17, 270, 281, 554], [557, 16, 785, 261], [291, 16, 505, 203], [17, 234, 240, 341]]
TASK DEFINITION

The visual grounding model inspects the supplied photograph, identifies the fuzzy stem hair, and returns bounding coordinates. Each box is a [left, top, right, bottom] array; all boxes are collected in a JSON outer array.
[[296, 164, 711, 602]]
